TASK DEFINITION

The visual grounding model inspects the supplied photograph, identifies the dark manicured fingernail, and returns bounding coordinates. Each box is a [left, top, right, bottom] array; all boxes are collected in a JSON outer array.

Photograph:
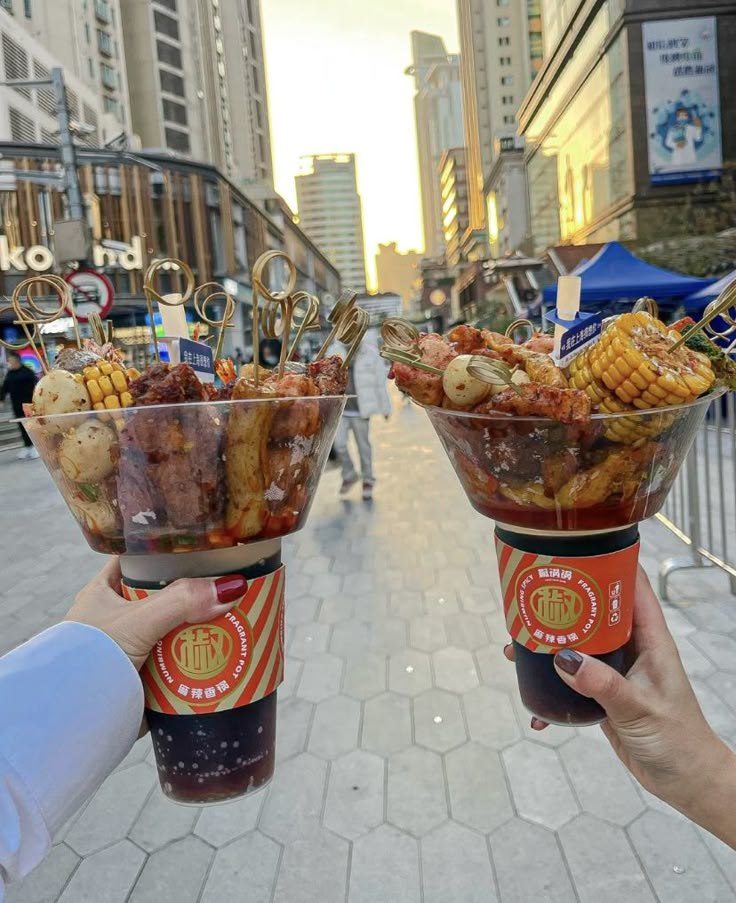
[[555, 649, 583, 675], [215, 575, 247, 604]]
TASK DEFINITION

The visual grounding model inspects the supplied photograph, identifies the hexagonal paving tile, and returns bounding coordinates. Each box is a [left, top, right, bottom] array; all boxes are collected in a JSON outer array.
[[276, 697, 314, 762], [288, 621, 331, 659], [296, 653, 343, 703], [422, 589, 461, 616], [462, 685, 520, 749], [473, 645, 518, 692], [286, 595, 321, 626], [330, 618, 371, 658], [370, 616, 408, 654], [362, 691, 412, 755], [7, 843, 79, 903], [389, 589, 425, 619], [260, 753, 328, 844], [491, 818, 575, 903], [324, 749, 386, 840], [432, 646, 480, 693], [444, 612, 489, 650], [342, 651, 387, 699], [445, 742, 512, 833], [130, 788, 200, 851], [307, 694, 360, 759], [58, 840, 144, 903], [273, 827, 349, 903], [387, 746, 447, 836], [200, 831, 281, 903], [193, 788, 265, 847], [413, 689, 467, 753], [350, 825, 421, 903], [691, 631, 736, 673], [409, 615, 448, 652], [559, 735, 645, 827], [560, 815, 655, 902], [318, 594, 355, 624], [129, 835, 212, 903], [502, 741, 579, 830], [388, 649, 432, 696], [422, 821, 498, 903]]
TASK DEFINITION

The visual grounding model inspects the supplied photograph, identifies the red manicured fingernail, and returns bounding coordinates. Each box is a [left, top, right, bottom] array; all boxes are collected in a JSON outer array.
[[503, 643, 512, 654], [215, 575, 247, 604], [555, 649, 583, 675]]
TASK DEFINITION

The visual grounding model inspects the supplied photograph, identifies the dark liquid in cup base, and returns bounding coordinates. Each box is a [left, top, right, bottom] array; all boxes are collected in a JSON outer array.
[[514, 642, 631, 726], [148, 692, 277, 804]]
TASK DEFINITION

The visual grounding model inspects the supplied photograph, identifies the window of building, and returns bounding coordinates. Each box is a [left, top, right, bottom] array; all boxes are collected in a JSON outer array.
[[497, 0, 510, 5], [23, 0, 30, 17], [159, 68, 184, 96], [497, 16, 509, 26], [88, 57, 94, 78], [155, 0, 177, 10], [156, 39, 182, 68], [165, 127, 190, 153], [503, 115, 515, 124], [94, 0, 110, 23], [2, 34, 30, 97], [153, 10, 179, 40], [501, 75, 514, 85], [0, 0, 13, 13], [100, 62, 116, 89], [9, 107, 35, 142], [97, 29, 113, 56], [103, 95, 118, 115], [502, 95, 514, 105], [162, 98, 187, 125], [498, 36, 510, 46], [499, 56, 511, 65]]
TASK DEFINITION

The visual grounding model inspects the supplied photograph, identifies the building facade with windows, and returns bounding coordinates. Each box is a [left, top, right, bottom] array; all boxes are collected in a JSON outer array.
[[295, 153, 367, 293], [406, 31, 464, 258], [120, 0, 273, 190], [0, 143, 339, 366], [519, 0, 736, 255], [0, 9, 105, 147], [439, 147, 469, 268], [456, 0, 543, 258], [5, 0, 130, 136]]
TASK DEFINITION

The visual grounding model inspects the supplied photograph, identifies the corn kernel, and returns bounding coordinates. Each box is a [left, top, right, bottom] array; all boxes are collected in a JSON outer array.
[[127, 367, 140, 380], [83, 366, 101, 381], [99, 362, 113, 375], [98, 375, 114, 396], [103, 395, 120, 409], [110, 370, 128, 393], [86, 380, 104, 403], [120, 392, 134, 408], [93, 401, 105, 411]]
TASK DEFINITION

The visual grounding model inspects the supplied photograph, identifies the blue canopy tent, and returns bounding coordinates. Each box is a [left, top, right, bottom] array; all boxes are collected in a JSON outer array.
[[542, 242, 715, 316], [685, 269, 736, 306]]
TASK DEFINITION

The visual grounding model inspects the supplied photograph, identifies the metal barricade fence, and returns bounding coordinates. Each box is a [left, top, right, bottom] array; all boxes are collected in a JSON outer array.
[[657, 391, 736, 600]]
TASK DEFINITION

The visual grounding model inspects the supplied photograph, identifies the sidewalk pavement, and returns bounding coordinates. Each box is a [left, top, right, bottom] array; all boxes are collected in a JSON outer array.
[[3, 399, 736, 903]]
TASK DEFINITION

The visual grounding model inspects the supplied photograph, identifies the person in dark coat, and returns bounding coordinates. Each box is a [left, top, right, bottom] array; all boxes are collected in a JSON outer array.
[[1, 351, 38, 459]]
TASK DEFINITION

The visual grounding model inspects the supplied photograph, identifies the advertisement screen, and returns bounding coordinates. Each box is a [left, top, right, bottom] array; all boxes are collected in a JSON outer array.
[[642, 17, 722, 185]]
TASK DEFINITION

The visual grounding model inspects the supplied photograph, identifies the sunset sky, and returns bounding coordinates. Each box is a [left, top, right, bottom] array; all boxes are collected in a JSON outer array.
[[260, 0, 459, 288]]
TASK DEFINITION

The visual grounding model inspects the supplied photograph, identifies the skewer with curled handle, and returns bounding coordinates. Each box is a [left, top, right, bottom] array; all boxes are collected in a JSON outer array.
[[287, 291, 321, 361], [504, 318, 535, 343], [306, 288, 370, 370], [143, 257, 195, 364], [193, 282, 236, 362], [251, 250, 298, 383], [633, 297, 659, 318], [670, 278, 736, 353], [87, 311, 113, 347], [0, 275, 81, 373], [379, 316, 522, 396]]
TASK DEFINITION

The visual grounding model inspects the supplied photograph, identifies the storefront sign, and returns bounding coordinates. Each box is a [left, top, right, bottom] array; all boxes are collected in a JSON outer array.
[[0, 235, 144, 272], [642, 17, 722, 185]]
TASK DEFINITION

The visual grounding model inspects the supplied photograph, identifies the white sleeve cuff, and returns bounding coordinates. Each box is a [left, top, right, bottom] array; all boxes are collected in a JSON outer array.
[[0, 621, 143, 839]]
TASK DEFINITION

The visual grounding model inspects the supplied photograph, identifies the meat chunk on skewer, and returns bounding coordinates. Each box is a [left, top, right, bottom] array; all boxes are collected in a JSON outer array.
[[309, 354, 349, 396], [474, 383, 591, 425], [390, 333, 457, 406], [129, 363, 207, 406]]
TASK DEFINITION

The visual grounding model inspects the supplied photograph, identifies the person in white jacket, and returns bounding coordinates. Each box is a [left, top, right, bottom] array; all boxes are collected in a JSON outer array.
[[331, 327, 392, 501], [0, 560, 245, 901]]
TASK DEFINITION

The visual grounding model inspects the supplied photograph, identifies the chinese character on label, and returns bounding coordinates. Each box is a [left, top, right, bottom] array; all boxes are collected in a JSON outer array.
[[550, 567, 561, 579], [216, 680, 230, 692], [534, 629, 545, 640], [177, 684, 190, 697], [191, 688, 203, 700], [204, 687, 216, 699], [538, 568, 550, 578], [567, 632, 579, 642], [560, 569, 572, 581], [545, 633, 556, 644], [556, 636, 568, 645]]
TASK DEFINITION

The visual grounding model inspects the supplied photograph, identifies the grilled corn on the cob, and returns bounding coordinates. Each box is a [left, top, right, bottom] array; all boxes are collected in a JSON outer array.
[[82, 361, 139, 411], [569, 312, 713, 443]]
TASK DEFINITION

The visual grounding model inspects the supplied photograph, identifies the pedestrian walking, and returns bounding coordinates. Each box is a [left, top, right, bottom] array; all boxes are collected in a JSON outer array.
[[1, 351, 38, 460], [332, 328, 391, 500]]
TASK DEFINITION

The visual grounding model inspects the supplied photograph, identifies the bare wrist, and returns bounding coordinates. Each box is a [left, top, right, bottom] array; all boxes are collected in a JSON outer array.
[[675, 736, 736, 846]]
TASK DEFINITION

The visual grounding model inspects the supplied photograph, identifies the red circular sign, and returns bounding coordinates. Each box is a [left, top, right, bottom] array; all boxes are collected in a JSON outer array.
[[64, 269, 115, 322]]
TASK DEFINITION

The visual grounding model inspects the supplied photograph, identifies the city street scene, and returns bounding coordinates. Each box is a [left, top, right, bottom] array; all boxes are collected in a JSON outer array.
[[1, 0, 736, 902]]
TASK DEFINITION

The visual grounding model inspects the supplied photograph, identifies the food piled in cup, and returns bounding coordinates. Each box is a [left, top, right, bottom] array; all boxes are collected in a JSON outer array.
[[8, 254, 368, 804], [382, 279, 734, 725]]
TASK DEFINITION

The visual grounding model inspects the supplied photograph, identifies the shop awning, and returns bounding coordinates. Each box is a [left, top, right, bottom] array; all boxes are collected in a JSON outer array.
[[542, 242, 715, 310], [686, 269, 736, 305]]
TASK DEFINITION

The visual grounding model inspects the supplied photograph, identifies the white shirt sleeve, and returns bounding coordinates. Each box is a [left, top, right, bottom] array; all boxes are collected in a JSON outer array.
[[0, 622, 143, 900]]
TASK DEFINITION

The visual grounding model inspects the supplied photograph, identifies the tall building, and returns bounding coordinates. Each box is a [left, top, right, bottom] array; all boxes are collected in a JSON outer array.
[[519, 1, 736, 255], [295, 154, 367, 292], [439, 148, 469, 267], [121, 0, 273, 187], [375, 242, 422, 309], [0, 9, 104, 147], [456, 0, 543, 257], [2, 0, 129, 138], [406, 32, 464, 258]]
